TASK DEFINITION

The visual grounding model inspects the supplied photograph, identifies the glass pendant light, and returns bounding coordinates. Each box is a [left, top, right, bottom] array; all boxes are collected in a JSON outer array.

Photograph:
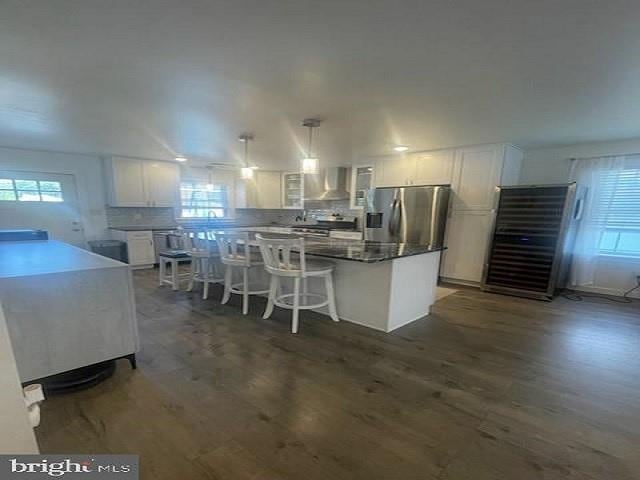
[[239, 134, 254, 180], [301, 118, 321, 174]]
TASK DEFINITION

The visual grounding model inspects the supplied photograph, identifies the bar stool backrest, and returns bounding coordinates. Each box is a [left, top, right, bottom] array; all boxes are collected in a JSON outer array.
[[216, 231, 251, 267], [256, 234, 306, 277]]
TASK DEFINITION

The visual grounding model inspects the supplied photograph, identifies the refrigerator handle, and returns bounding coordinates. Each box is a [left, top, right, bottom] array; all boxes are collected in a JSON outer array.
[[388, 199, 398, 235], [573, 197, 584, 220], [389, 198, 403, 237]]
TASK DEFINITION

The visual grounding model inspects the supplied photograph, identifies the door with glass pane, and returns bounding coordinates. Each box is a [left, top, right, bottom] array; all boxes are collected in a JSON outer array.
[[350, 165, 373, 209], [282, 172, 303, 209], [0, 171, 86, 247]]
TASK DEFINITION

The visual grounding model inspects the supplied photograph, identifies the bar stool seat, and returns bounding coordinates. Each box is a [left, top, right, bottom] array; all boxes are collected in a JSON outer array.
[[158, 249, 191, 290], [256, 234, 339, 333]]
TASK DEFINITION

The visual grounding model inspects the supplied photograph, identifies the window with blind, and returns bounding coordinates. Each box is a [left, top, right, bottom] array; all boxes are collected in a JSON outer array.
[[179, 181, 228, 218], [596, 168, 640, 256]]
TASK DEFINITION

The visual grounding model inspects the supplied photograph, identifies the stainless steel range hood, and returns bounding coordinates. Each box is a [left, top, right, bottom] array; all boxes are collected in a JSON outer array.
[[304, 167, 350, 201]]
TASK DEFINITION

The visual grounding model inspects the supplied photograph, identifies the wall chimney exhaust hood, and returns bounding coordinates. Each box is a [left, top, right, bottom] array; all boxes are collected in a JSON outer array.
[[304, 167, 350, 201]]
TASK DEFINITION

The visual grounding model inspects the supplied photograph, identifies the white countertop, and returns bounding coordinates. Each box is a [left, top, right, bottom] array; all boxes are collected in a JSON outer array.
[[0, 240, 126, 279]]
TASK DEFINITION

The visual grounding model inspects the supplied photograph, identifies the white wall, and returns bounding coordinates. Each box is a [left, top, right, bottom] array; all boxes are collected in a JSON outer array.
[[521, 138, 640, 298], [0, 147, 108, 241], [520, 137, 640, 184]]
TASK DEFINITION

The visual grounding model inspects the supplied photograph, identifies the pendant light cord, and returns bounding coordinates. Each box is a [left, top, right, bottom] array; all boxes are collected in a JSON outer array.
[[244, 137, 249, 167], [307, 125, 313, 158]]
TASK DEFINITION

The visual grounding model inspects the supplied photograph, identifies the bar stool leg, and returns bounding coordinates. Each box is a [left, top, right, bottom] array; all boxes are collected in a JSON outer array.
[[324, 273, 339, 322], [292, 277, 300, 333], [159, 258, 166, 286], [201, 258, 209, 300], [171, 259, 179, 290], [242, 267, 249, 315], [187, 257, 196, 292], [221, 265, 232, 304], [263, 275, 277, 319]]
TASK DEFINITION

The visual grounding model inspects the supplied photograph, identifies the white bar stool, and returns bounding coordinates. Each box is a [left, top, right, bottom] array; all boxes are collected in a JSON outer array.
[[158, 232, 191, 290], [256, 234, 339, 333], [185, 230, 223, 300], [216, 231, 270, 315]]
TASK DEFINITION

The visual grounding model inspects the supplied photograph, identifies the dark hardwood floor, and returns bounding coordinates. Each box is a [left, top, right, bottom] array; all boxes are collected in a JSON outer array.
[[36, 269, 640, 479]]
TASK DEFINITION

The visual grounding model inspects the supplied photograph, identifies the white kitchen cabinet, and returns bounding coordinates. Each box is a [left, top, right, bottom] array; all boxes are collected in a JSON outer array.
[[374, 154, 414, 187], [413, 149, 455, 185], [282, 172, 303, 209], [143, 161, 180, 207], [111, 230, 155, 268], [237, 171, 282, 209], [440, 210, 493, 284], [105, 157, 147, 207], [451, 145, 503, 210], [442, 144, 523, 284], [374, 149, 456, 187], [105, 157, 179, 207], [350, 165, 374, 209]]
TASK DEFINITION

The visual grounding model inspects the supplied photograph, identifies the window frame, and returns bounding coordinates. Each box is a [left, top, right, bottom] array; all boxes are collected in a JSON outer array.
[[0, 177, 64, 203], [178, 181, 229, 219], [595, 167, 640, 258]]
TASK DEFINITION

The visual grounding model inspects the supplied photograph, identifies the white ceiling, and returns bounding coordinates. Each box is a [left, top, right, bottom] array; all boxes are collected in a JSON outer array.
[[1, 0, 640, 169]]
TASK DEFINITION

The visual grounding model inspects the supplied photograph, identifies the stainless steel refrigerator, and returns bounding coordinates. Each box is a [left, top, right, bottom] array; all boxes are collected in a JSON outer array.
[[364, 185, 451, 246]]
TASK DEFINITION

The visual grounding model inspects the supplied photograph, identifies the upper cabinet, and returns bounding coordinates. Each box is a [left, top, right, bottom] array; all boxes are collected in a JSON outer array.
[[451, 144, 523, 211], [450, 145, 503, 210], [373, 148, 456, 188], [350, 165, 374, 209], [282, 172, 303, 209], [236, 170, 282, 209], [373, 154, 414, 187], [413, 149, 456, 186], [104, 157, 180, 207]]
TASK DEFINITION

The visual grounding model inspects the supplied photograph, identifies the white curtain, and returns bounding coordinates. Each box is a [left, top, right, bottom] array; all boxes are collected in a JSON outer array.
[[568, 155, 625, 287]]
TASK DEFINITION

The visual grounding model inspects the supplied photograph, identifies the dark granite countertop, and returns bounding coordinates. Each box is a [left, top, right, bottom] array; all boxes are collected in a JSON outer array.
[[208, 229, 443, 263], [302, 239, 445, 263]]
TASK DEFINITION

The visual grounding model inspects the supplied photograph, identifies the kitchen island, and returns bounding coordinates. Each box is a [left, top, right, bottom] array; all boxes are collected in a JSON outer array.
[[0, 240, 139, 382], [298, 238, 443, 332], [213, 230, 444, 332]]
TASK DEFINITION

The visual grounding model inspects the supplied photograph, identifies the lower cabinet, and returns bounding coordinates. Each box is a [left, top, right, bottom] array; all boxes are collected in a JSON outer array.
[[111, 230, 155, 268], [441, 210, 493, 284]]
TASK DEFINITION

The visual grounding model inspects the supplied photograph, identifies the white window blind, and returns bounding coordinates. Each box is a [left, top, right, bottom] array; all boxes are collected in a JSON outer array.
[[595, 168, 640, 256]]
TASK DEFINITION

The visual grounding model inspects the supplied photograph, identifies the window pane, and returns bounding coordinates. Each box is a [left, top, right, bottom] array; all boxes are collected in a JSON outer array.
[[0, 179, 13, 189], [17, 191, 40, 201], [599, 230, 618, 251], [617, 232, 640, 254], [14, 180, 38, 190], [41, 191, 63, 202], [39, 180, 62, 191], [0, 190, 16, 201]]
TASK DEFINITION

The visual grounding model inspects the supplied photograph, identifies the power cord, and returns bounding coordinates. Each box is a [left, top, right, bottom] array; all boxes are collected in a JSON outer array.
[[561, 283, 639, 304]]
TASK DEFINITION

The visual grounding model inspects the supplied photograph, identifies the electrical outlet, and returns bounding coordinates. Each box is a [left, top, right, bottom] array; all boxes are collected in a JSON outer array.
[[636, 274, 640, 285]]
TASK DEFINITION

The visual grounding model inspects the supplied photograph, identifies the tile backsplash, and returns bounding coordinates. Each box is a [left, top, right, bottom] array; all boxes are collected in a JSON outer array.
[[304, 199, 362, 220], [107, 201, 362, 229], [106, 207, 177, 228], [231, 209, 301, 225]]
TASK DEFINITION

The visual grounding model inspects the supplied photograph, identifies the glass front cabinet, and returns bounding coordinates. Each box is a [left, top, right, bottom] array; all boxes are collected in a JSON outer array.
[[281, 172, 304, 209], [350, 165, 373, 209]]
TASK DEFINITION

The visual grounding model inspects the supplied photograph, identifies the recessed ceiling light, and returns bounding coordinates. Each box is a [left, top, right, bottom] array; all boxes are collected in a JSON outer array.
[[393, 145, 409, 152], [175, 156, 187, 162]]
